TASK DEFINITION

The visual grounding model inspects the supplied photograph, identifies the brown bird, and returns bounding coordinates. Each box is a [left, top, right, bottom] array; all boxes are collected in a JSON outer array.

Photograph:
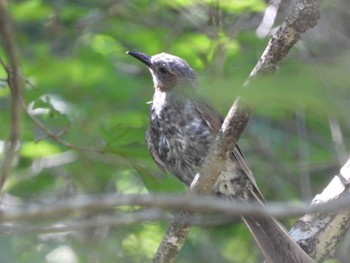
[[127, 51, 315, 263]]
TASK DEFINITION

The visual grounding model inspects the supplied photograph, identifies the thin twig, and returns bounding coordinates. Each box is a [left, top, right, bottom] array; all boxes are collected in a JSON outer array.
[[0, 210, 236, 235], [296, 109, 312, 200], [0, 208, 170, 235], [21, 97, 103, 153], [328, 116, 348, 164]]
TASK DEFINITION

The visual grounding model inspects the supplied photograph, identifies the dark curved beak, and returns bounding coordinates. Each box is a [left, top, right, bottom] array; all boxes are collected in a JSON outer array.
[[127, 51, 152, 68]]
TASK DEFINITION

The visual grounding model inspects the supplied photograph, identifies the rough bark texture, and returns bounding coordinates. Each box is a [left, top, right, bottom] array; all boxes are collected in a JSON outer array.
[[153, 211, 194, 263], [248, 0, 321, 78], [290, 158, 350, 262]]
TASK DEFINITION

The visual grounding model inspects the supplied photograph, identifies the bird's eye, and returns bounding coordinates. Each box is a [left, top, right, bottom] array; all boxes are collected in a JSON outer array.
[[159, 66, 168, 74]]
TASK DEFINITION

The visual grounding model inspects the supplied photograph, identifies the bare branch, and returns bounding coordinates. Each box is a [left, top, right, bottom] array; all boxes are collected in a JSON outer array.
[[0, 0, 23, 194], [248, 0, 321, 79], [0, 158, 350, 225], [290, 157, 350, 261], [0, 208, 170, 235]]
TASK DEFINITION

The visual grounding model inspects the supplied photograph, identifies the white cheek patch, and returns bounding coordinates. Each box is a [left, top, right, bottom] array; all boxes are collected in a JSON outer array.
[[152, 74, 162, 88]]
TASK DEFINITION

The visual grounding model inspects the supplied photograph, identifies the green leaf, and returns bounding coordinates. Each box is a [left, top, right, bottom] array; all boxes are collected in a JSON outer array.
[[20, 141, 61, 158], [88, 34, 123, 58], [11, 0, 52, 22], [160, 0, 266, 12]]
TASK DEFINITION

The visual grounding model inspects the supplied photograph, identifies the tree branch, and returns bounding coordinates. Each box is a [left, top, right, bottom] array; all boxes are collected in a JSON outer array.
[[0, 158, 349, 225], [153, 0, 322, 262], [290, 157, 350, 261], [0, 0, 23, 194], [248, 0, 321, 78]]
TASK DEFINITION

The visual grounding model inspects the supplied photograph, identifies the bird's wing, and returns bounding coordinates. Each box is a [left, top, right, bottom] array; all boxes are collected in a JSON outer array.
[[145, 129, 168, 173], [232, 146, 264, 201], [193, 100, 223, 134], [194, 100, 264, 201]]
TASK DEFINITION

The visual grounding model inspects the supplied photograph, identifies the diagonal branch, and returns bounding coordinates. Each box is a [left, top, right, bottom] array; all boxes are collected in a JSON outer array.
[[153, 0, 322, 262]]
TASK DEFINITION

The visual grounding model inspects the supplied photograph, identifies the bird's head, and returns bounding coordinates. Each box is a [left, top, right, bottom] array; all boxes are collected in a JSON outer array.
[[127, 51, 197, 92]]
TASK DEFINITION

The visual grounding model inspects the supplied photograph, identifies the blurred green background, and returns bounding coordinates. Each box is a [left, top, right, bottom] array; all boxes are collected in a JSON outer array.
[[1, 0, 350, 262]]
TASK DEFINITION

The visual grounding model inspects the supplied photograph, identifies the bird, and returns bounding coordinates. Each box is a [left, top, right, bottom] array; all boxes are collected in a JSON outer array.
[[127, 51, 315, 263]]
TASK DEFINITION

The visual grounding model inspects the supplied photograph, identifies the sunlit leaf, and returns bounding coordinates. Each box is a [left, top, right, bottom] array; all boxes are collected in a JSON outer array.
[[21, 141, 61, 158], [89, 34, 123, 57], [11, 0, 52, 21], [160, 0, 266, 12]]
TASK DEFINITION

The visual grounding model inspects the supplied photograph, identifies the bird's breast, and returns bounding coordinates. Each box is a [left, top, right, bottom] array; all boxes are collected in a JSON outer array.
[[149, 97, 214, 185]]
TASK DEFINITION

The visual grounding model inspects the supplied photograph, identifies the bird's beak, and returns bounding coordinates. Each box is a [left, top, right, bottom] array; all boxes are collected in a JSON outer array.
[[127, 51, 152, 68]]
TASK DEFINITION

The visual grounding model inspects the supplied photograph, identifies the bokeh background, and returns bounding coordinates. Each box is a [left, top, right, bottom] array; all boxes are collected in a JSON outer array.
[[1, 0, 350, 262]]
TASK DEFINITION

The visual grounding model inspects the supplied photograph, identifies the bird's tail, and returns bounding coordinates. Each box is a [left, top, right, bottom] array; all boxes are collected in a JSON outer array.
[[242, 214, 315, 263], [214, 150, 315, 262]]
